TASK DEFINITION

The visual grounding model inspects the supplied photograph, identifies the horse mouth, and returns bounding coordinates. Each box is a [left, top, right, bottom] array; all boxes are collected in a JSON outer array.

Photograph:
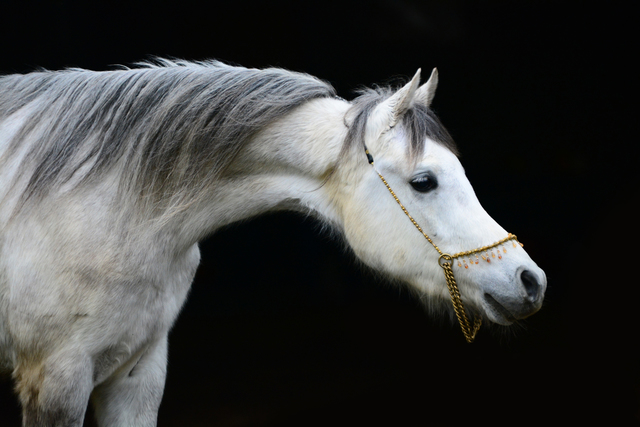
[[483, 293, 516, 324]]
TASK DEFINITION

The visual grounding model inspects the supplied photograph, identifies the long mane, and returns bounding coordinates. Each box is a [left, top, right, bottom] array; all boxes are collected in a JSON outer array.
[[0, 59, 336, 215]]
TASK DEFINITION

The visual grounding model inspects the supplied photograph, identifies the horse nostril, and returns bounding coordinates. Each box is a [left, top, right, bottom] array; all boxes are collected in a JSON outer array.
[[520, 270, 540, 302]]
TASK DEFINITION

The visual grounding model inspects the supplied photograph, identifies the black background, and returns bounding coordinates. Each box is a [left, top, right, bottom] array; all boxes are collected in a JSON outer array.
[[1, 1, 637, 426]]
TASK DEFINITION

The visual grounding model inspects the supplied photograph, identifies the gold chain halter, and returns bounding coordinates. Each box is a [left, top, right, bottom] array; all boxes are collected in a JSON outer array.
[[364, 148, 522, 343]]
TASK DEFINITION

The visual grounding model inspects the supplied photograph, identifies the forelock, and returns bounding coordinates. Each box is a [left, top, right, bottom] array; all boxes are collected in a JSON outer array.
[[343, 86, 458, 162]]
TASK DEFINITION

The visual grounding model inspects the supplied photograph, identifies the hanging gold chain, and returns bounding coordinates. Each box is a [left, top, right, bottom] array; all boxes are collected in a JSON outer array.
[[439, 255, 482, 343], [366, 149, 519, 343]]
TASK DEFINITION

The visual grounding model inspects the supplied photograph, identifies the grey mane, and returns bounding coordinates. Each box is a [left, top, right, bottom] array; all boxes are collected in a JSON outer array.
[[343, 86, 458, 162], [0, 59, 336, 214], [1, 60, 455, 219]]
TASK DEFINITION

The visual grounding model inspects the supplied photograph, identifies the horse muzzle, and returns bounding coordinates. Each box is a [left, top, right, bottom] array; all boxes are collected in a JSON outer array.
[[481, 267, 547, 325]]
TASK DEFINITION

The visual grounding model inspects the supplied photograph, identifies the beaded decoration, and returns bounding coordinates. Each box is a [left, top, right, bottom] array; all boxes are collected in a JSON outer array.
[[450, 234, 524, 269]]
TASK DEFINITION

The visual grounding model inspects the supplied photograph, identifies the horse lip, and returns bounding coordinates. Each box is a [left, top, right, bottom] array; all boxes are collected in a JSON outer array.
[[483, 293, 516, 324]]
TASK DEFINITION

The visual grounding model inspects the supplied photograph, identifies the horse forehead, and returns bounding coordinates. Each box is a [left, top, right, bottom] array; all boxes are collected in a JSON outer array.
[[380, 133, 460, 174], [412, 138, 461, 173]]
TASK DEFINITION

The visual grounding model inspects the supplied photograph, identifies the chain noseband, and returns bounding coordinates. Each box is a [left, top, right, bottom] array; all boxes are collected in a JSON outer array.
[[365, 148, 522, 343]]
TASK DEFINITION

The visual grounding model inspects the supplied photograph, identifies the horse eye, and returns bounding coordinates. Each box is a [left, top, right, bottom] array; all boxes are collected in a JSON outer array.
[[410, 174, 438, 193]]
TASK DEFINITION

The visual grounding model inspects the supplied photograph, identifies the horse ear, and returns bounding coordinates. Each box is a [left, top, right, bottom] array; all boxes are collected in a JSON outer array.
[[413, 68, 438, 108], [371, 69, 422, 131]]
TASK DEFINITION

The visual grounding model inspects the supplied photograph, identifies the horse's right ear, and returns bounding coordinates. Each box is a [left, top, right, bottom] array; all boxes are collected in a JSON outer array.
[[413, 68, 438, 108]]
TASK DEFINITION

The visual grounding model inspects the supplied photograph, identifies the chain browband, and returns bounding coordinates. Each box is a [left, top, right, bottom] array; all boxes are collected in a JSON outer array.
[[364, 146, 522, 343]]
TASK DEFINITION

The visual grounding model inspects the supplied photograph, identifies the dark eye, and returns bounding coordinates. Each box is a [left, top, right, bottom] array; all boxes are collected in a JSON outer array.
[[410, 173, 438, 193]]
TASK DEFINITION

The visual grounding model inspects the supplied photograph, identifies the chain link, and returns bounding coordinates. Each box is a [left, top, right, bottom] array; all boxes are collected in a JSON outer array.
[[441, 260, 482, 343]]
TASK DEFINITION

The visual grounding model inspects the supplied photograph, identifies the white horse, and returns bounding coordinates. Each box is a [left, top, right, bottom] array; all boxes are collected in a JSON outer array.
[[0, 59, 546, 426]]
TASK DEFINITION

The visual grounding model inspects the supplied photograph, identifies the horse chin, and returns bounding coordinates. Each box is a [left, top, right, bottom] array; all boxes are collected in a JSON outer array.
[[480, 292, 544, 326], [481, 293, 517, 326]]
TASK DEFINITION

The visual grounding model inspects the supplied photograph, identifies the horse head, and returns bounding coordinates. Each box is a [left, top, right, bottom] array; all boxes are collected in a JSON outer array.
[[333, 69, 546, 330]]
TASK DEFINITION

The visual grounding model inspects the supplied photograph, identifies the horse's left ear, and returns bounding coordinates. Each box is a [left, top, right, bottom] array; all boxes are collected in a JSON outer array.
[[413, 68, 438, 108], [370, 69, 422, 132]]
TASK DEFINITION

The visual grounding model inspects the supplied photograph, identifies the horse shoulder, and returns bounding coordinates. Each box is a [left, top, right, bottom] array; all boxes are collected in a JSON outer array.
[[0, 182, 200, 378]]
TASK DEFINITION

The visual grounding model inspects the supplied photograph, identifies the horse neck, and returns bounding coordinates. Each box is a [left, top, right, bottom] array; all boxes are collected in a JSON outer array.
[[172, 97, 351, 246]]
